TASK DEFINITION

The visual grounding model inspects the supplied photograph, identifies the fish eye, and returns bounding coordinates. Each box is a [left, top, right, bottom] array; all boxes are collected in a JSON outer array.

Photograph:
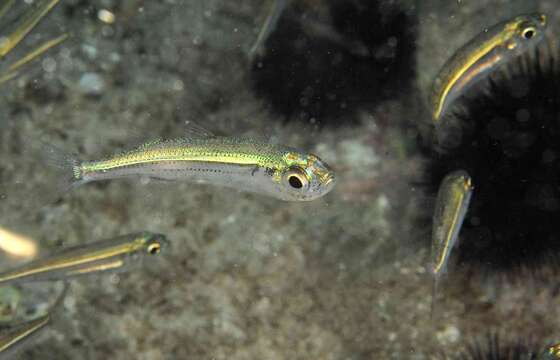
[[288, 175, 303, 189], [147, 242, 161, 255], [284, 168, 309, 190], [522, 27, 537, 40]]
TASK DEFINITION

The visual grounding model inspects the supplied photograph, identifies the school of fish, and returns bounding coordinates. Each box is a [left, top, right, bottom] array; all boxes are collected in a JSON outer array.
[[0, 2, 557, 358]]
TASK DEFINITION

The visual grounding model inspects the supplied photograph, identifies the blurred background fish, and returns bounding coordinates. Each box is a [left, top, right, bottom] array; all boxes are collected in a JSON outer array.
[[0, 0, 67, 86], [0, 232, 168, 285]]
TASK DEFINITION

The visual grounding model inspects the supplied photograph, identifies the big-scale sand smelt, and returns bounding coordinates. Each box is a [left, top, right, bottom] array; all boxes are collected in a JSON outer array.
[[431, 13, 547, 123]]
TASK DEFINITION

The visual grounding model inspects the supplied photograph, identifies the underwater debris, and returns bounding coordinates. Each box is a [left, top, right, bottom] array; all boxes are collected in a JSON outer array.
[[424, 40, 560, 277], [431, 13, 547, 123], [250, 0, 416, 126]]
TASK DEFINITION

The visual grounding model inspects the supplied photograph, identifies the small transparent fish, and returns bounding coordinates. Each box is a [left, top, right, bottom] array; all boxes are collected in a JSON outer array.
[[0, 0, 61, 58], [248, 0, 287, 62], [0, 314, 50, 358], [431, 13, 547, 123], [0, 0, 67, 86], [44, 131, 336, 202], [0, 232, 168, 285], [430, 170, 473, 317], [0, 33, 68, 86], [0, 282, 68, 358]]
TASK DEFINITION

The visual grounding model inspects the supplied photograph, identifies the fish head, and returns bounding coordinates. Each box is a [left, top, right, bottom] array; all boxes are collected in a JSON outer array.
[[503, 13, 547, 54], [276, 151, 336, 201], [142, 232, 170, 256]]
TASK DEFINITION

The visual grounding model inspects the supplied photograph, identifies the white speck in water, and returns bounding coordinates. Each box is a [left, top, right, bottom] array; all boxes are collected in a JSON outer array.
[[436, 325, 461, 344], [98, 9, 116, 24], [172, 79, 184, 91], [79, 73, 105, 95], [81, 44, 98, 60], [109, 52, 121, 63], [41, 57, 56, 73]]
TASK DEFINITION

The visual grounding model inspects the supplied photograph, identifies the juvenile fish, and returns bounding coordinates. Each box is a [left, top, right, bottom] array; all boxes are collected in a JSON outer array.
[[0, 232, 168, 285], [0, 282, 68, 359], [45, 133, 336, 202], [248, 0, 287, 62], [431, 13, 547, 122], [430, 170, 473, 316], [0, 0, 61, 58], [0, 314, 50, 358]]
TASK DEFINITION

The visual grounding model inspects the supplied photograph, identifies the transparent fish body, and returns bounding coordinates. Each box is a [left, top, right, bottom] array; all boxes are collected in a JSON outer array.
[[430, 170, 473, 318], [0, 0, 61, 58], [0, 314, 50, 358], [0, 232, 168, 285], [248, 0, 287, 61], [431, 170, 473, 277], [431, 13, 547, 122], [0, 0, 67, 86], [66, 136, 335, 202]]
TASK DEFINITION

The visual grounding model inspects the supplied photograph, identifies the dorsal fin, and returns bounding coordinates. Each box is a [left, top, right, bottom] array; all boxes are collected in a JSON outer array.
[[137, 138, 164, 150], [184, 120, 216, 139]]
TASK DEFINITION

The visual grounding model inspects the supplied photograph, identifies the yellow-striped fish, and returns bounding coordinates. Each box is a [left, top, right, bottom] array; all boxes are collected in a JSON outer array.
[[0, 232, 168, 285], [0, 314, 51, 357], [0, 0, 67, 86], [0, 282, 68, 358], [44, 132, 336, 202], [0, 0, 61, 58], [431, 13, 547, 123], [430, 170, 473, 317]]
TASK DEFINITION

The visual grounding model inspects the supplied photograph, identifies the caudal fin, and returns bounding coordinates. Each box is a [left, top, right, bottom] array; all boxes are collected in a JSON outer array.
[[40, 142, 83, 195]]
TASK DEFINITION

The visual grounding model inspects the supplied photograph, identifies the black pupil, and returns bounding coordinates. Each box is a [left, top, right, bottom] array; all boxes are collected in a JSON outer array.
[[149, 245, 159, 254], [524, 29, 535, 39], [288, 175, 303, 189]]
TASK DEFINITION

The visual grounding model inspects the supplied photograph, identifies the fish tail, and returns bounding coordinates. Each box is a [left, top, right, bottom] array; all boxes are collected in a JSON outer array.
[[41, 142, 84, 192]]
